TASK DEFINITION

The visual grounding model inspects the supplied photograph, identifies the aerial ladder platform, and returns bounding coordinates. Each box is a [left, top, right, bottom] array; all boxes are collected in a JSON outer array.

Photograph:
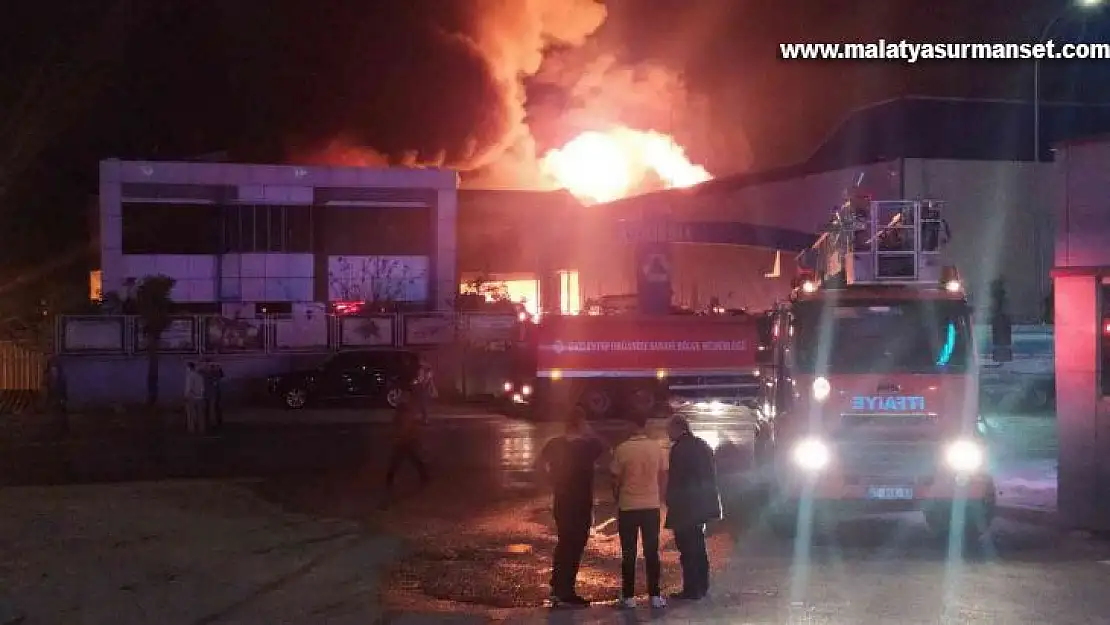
[[798, 196, 952, 287]]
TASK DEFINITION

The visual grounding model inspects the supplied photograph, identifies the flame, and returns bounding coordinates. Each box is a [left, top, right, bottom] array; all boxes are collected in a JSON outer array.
[[540, 126, 711, 204]]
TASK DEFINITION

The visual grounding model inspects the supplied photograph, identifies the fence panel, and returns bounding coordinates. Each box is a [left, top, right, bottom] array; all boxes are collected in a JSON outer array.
[[202, 316, 266, 353], [135, 316, 198, 353], [338, 315, 395, 348], [272, 312, 329, 351], [403, 313, 456, 346], [59, 316, 127, 354]]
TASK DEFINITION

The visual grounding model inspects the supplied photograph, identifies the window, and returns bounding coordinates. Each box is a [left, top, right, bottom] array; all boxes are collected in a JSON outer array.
[[285, 206, 313, 253], [794, 299, 972, 374], [122, 202, 220, 254], [218, 205, 314, 253], [322, 205, 432, 255]]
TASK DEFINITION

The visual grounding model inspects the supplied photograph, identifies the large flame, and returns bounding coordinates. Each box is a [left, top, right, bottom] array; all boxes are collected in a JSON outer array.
[[540, 126, 712, 204]]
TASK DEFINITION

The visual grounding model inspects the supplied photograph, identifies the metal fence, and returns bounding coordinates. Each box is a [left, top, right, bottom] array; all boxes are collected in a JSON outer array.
[[54, 312, 522, 356], [0, 342, 46, 390]]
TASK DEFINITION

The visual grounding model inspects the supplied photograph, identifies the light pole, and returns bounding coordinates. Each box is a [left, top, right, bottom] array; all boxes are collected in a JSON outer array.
[[1033, 0, 1104, 161]]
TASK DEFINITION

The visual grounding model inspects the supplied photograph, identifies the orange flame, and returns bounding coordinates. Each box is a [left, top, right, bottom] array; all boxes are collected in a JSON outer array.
[[540, 126, 711, 204]]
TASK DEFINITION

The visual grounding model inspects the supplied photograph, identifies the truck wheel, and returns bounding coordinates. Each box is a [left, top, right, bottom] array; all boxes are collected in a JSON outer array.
[[769, 508, 800, 539], [579, 389, 612, 419], [923, 490, 996, 543]]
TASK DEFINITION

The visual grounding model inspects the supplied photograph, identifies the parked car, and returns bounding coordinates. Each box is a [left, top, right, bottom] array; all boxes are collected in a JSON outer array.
[[267, 349, 421, 409]]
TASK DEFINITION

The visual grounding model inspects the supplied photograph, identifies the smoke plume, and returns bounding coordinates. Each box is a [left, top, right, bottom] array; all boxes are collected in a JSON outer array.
[[292, 1, 720, 190]]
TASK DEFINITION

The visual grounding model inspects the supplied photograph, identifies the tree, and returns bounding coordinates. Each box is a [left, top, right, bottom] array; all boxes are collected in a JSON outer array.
[[327, 255, 423, 311], [133, 275, 176, 406]]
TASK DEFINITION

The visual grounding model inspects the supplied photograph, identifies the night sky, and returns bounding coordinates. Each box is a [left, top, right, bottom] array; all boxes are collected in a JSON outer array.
[[1, 0, 1108, 273]]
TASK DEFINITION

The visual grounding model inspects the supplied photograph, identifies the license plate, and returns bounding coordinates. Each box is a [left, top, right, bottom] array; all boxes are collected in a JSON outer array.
[[867, 487, 914, 500]]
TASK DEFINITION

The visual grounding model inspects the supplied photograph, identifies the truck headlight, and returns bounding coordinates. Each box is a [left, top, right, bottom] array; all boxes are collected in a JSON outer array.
[[792, 437, 830, 471], [503, 381, 514, 393], [521, 384, 532, 396], [944, 439, 984, 472], [812, 376, 831, 402]]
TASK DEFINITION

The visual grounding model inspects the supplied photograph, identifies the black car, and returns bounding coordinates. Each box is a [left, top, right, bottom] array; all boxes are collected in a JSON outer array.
[[267, 349, 421, 409]]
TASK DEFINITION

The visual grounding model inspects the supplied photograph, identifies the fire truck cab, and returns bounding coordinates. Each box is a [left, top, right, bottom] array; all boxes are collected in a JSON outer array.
[[755, 198, 995, 540]]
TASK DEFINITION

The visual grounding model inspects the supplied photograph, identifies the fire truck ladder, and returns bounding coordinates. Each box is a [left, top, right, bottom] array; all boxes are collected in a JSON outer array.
[[802, 198, 950, 286]]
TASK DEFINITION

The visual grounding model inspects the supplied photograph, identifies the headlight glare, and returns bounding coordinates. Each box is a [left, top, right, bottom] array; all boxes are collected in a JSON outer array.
[[812, 376, 831, 401], [945, 439, 984, 472], [792, 437, 830, 471]]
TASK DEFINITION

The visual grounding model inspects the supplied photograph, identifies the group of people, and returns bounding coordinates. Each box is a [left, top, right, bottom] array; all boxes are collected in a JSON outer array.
[[538, 410, 722, 610], [183, 359, 225, 434]]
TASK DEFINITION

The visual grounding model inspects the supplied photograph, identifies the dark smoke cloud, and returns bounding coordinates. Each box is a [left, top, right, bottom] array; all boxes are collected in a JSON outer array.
[[290, 0, 607, 187]]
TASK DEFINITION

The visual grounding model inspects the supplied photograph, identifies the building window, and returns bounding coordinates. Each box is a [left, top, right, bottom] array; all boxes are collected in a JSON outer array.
[[121, 202, 220, 254], [322, 205, 432, 255], [220, 205, 313, 253]]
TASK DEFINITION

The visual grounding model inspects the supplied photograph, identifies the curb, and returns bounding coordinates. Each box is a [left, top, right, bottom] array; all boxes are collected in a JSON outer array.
[[996, 504, 1059, 528]]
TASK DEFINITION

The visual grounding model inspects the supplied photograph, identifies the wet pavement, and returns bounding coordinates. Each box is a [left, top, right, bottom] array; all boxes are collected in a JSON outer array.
[[247, 409, 1110, 624], [5, 408, 1098, 623]]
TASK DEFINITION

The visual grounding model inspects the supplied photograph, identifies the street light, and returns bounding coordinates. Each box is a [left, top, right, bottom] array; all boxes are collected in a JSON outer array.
[[1033, 0, 1104, 160]]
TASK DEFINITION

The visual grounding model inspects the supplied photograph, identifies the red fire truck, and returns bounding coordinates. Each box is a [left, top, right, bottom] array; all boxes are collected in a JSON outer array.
[[502, 312, 764, 419], [754, 197, 995, 541]]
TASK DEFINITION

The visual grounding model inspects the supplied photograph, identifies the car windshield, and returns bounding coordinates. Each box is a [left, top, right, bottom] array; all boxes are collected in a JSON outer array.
[[794, 299, 971, 374]]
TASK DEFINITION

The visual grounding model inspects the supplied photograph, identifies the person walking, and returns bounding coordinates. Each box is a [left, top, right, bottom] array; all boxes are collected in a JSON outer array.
[[382, 392, 429, 508], [183, 362, 206, 435], [610, 412, 669, 609], [664, 415, 722, 601], [537, 407, 607, 608]]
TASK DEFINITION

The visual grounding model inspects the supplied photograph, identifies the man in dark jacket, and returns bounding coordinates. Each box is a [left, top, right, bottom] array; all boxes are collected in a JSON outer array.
[[537, 407, 607, 608], [664, 415, 722, 600]]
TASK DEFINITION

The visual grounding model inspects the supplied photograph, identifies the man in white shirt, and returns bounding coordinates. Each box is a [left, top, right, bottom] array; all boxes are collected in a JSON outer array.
[[610, 412, 669, 609]]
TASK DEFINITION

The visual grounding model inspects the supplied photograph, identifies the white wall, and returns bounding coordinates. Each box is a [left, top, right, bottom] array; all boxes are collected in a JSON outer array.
[[121, 255, 217, 302], [1056, 140, 1110, 268], [903, 158, 1053, 322], [220, 253, 314, 302]]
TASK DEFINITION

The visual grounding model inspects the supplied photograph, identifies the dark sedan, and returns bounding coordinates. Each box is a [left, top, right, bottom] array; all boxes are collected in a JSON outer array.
[[267, 349, 421, 409]]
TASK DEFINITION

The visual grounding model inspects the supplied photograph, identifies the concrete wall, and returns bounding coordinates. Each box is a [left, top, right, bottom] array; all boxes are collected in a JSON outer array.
[[902, 159, 1053, 322], [1053, 139, 1110, 531], [617, 159, 1054, 321]]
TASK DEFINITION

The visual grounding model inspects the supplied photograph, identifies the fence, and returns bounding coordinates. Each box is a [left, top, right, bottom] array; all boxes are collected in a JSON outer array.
[[55, 312, 522, 356]]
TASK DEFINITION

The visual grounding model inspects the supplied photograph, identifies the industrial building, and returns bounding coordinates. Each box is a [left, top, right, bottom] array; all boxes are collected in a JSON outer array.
[[96, 159, 458, 314], [457, 97, 1110, 322]]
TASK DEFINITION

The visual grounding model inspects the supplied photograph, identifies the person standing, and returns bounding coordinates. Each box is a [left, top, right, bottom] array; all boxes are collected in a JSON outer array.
[[201, 359, 225, 432], [382, 392, 429, 508], [664, 415, 722, 600], [183, 362, 206, 435], [44, 358, 68, 438], [412, 357, 436, 423], [537, 408, 607, 608], [610, 412, 669, 609]]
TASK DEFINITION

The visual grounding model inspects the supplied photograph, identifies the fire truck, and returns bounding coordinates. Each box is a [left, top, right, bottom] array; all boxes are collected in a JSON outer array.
[[501, 312, 764, 420], [754, 196, 995, 540]]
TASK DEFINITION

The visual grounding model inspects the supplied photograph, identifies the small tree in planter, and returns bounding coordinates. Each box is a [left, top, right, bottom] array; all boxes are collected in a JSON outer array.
[[134, 274, 176, 406]]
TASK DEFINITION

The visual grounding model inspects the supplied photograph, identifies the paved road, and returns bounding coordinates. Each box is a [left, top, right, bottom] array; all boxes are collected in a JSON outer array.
[[5, 407, 1088, 623], [242, 409, 1102, 624]]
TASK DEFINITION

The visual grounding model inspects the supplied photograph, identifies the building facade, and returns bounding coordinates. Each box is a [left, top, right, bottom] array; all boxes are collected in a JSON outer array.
[[98, 160, 458, 313], [596, 97, 1110, 322]]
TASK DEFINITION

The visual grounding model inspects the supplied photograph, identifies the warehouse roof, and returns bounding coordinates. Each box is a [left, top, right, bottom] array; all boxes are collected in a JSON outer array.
[[679, 96, 1110, 196]]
